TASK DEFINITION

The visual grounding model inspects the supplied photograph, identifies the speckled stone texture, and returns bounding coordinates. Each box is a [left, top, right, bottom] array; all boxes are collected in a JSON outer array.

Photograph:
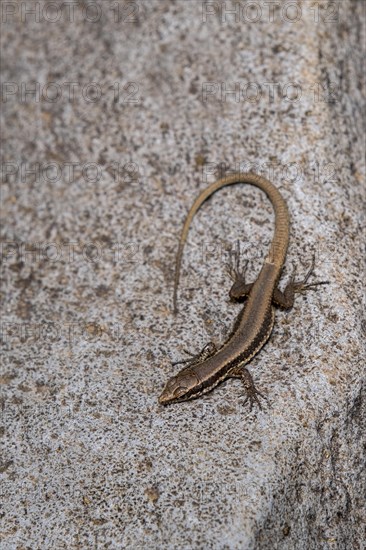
[[1, 1, 365, 548]]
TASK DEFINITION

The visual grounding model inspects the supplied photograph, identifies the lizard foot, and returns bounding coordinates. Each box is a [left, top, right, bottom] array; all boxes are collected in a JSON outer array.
[[172, 341, 217, 366], [230, 365, 266, 411], [292, 253, 329, 293], [226, 241, 252, 301]]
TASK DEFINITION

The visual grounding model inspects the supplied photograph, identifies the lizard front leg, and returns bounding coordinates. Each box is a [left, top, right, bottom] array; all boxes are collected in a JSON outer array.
[[172, 341, 218, 366], [229, 364, 265, 410]]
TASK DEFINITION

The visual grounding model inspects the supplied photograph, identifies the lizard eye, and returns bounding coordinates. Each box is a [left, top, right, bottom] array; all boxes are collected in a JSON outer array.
[[173, 386, 188, 398]]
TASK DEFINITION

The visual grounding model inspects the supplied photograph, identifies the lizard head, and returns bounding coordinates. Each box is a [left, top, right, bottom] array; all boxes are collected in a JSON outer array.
[[158, 369, 200, 405]]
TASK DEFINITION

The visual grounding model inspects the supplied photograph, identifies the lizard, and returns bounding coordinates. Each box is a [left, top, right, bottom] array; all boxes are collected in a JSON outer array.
[[158, 172, 328, 408]]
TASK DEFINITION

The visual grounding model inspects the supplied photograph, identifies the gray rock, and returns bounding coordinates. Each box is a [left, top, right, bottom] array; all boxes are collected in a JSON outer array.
[[1, 1, 364, 548]]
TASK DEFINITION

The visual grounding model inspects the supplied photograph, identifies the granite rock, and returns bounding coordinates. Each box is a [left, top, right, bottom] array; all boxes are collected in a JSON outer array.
[[1, 1, 365, 548]]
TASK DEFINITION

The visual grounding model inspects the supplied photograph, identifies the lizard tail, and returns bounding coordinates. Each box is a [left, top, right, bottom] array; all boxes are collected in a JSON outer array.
[[173, 172, 290, 313]]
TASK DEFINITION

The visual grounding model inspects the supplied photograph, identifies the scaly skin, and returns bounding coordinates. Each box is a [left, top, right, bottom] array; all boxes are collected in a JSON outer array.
[[159, 173, 327, 408]]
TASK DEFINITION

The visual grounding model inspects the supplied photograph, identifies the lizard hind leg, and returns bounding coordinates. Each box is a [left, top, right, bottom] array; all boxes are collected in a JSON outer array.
[[230, 364, 266, 410], [273, 253, 330, 309], [226, 241, 253, 301]]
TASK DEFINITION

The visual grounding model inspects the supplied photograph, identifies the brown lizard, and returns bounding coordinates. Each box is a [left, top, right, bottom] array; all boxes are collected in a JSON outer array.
[[159, 172, 328, 408]]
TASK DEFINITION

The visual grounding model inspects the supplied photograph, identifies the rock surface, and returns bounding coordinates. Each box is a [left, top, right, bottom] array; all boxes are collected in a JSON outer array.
[[1, 1, 365, 548]]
